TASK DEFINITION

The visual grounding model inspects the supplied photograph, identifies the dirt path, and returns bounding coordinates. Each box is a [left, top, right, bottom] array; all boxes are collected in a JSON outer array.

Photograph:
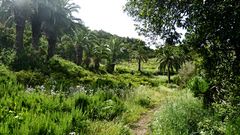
[[130, 106, 159, 135]]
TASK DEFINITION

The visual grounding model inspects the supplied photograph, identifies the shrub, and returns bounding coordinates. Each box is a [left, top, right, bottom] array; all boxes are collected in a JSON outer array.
[[74, 93, 91, 112], [0, 91, 89, 134], [88, 91, 126, 120], [12, 49, 45, 71], [95, 78, 117, 88], [16, 70, 45, 87], [115, 67, 131, 74], [0, 65, 16, 84], [178, 62, 196, 87], [78, 76, 96, 88], [187, 76, 209, 97], [45, 72, 78, 92], [48, 56, 90, 77], [151, 90, 206, 135], [172, 75, 181, 85], [136, 97, 151, 108], [198, 102, 240, 135], [0, 49, 16, 66]]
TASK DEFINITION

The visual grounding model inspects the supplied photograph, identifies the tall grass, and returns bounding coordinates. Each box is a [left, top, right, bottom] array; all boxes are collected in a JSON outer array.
[[151, 90, 206, 135]]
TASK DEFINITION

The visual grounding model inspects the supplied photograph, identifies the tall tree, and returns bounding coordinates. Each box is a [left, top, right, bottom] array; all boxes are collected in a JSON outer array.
[[130, 39, 148, 72], [125, 0, 240, 103], [74, 25, 89, 65], [82, 31, 98, 68], [42, 0, 79, 60], [92, 42, 109, 71], [106, 37, 127, 73], [0, 0, 31, 55], [156, 45, 184, 83], [31, 0, 45, 50]]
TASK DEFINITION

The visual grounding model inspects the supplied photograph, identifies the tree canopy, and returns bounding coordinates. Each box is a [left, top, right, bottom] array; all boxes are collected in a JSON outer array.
[[125, 0, 240, 106]]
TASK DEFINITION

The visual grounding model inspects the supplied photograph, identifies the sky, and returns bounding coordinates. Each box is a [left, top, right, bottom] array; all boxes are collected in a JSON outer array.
[[72, 0, 144, 40]]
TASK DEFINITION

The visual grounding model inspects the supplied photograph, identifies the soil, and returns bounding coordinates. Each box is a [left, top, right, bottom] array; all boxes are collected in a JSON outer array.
[[130, 106, 159, 135]]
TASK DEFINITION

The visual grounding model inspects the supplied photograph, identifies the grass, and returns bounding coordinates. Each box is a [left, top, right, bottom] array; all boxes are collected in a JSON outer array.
[[116, 58, 159, 74], [0, 81, 172, 134], [0, 58, 176, 134], [151, 89, 206, 135], [121, 86, 171, 125], [89, 121, 131, 135]]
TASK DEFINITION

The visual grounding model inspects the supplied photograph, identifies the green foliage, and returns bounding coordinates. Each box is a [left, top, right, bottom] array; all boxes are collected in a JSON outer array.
[[48, 56, 90, 77], [89, 121, 131, 135], [94, 76, 128, 89], [0, 65, 16, 84], [46, 56, 92, 91], [187, 76, 209, 97], [73, 91, 126, 121], [172, 75, 181, 85], [156, 45, 187, 83], [88, 91, 126, 120], [0, 85, 88, 134], [12, 49, 46, 71], [196, 101, 240, 135], [0, 24, 14, 49], [178, 62, 196, 87], [136, 97, 151, 108], [151, 90, 206, 135], [74, 93, 91, 112], [16, 70, 45, 87], [0, 48, 16, 66]]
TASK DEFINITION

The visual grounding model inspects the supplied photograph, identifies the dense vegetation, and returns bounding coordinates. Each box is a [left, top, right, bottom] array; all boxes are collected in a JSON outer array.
[[0, 0, 239, 134], [125, 0, 240, 134]]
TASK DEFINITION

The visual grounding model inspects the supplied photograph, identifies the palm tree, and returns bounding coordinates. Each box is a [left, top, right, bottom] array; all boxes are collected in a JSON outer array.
[[31, 0, 47, 50], [106, 37, 127, 73], [130, 39, 148, 72], [92, 42, 109, 71], [41, 0, 80, 60], [82, 31, 98, 68], [157, 45, 184, 83], [0, 0, 31, 56], [73, 25, 88, 65]]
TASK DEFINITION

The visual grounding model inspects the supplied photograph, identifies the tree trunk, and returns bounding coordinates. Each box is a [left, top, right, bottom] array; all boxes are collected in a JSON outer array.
[[75, 45, 83, 65], [107, 64, 115, 73], [94, 58, 100, 71], [138, 58, 141, 72], [47, 35, 57, 60], [167, 64, 171, 83], [107, 54, 116, 73], [31, 15, 42, 50], [14, 11, 25, 56], [84, 56, 91, 68]]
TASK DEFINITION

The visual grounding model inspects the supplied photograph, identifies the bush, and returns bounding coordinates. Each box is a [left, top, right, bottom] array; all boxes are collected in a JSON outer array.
[[94, 77, 118, 88], [45, 72, 78, 92], [115, 67, 131, 74], [136, 97, 151, 108], [187, 76, 209, 97], [0, 90, 89, 134], [12, 49, 45, 71], [45, 56, 95, 91], [172, 75, 181, 85], [16, 70, 45, 87], [48, 56, 90, 77], [0, 49, 16, 66], [88, 91, 126, 120], [74, 93, 91, 112], [151, 90, 206, 135], [178, 62, 196, 87], [0, 65, 16, 84], [198, 102, 240, 135]]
